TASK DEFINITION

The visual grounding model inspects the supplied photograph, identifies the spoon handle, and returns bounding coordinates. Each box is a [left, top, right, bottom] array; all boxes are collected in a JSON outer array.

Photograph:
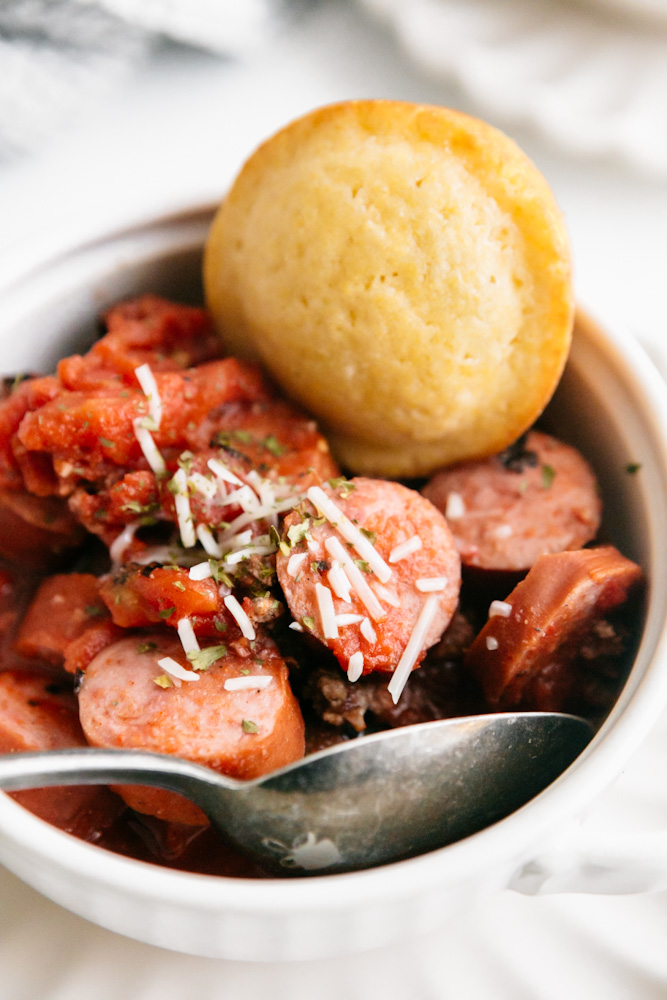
[[0, 747, 236, 801]]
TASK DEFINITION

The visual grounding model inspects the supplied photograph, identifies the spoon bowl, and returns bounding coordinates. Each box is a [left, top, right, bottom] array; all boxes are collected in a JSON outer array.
[[0, 712, 592, 874]]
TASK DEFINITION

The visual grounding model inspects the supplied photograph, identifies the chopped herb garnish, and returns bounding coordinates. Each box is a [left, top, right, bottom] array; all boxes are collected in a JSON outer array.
[[177, 451, 195, 473], [302, 616, 315, 630], [93, 508, 108, 520], [85, 605, 104, 617], [262, 434, 286, 457], [167, 479, 180, 495], [354, 559, 371, 573], [287, 520, 311, 547], [242, 719, 259, 734], [214, 619, 227, 632], [328, 477, 356, 497], [208, 560, 233, 588], [240, 668, 251, 676], [187, 645, 227, 671], [159, 606, 176, 619], [269, 525, 282, 548], [137, 415, 158, 432], [121, 500, 158, 515], [137, 642, 157, 654], [98, 437, 115, 448], [153, 674, 174, 689], [626, 462, 641, 474], [360, 528, 377, 545], [518, 479, 529, 494], [173, 581, 186, 592], [541, 464, 556, 489]]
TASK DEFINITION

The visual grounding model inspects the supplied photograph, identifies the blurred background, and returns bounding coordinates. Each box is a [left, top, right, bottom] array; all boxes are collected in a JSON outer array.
[[1, 1, 667, 996]]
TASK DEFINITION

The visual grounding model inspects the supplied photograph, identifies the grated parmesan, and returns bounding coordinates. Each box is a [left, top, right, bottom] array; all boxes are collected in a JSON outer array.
[[188, 472, 218, 500], [224, 675, 273, 692], [109, 521, 140, 565], [223, 594, 256, 640], [287, 553, 308, 578], [306, 486, 392, 583], [157, 656, 200, 682], [133, 419, 167, 478], [171, 468, 196, 548], [445, 492, 466, 520], [360, 617, 377, 643], [315, 582, 338, 639], [486, 636, 499, 651], [189, 561, 213, 581], [289, 622, 304, 632], [219, 493, 304, 540], [177, 618, 200, 655], [324, 536, 386, 621], [335, 614, 364, 626], [415, 577, 447, 592], [489, 600, 512, 619], [347, 652, 364, 683], [207, 457, 244, 488], [389, 535, 423, 563], [387, 594, 440, 704], [327, 560, 352, 603], [195, 524, 223, 559], [134, 363, 163, 429]]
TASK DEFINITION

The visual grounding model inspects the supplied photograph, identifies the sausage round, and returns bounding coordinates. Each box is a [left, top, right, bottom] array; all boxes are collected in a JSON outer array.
[[464, 546, 642, 708], [78, 632, 305, 824], [422, 431, 601, 572], [276, 478, 461, 681], [0, 669, 124, 838]]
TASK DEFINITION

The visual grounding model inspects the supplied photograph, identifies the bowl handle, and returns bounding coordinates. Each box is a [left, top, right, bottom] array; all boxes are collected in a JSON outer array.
[[510, 823, 667, 895]]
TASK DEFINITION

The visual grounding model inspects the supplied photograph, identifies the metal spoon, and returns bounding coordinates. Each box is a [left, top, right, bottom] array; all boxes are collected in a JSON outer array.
[[0, 712, 591, 874]]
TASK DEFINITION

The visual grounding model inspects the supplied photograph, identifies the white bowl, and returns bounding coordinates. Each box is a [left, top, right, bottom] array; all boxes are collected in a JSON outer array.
[[0, 207, 666, 961]]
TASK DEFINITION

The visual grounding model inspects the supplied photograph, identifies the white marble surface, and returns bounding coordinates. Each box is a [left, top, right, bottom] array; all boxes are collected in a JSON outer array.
[[1, 1, 667, 995]]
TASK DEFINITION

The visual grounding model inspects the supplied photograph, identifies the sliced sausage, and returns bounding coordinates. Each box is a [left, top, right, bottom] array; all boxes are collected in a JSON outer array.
[[14, 573, 109, 665], [465, 546, 642, 708], [0, 669, 124, 838], [422, 431, 601, 572], [78, 632, 305, 824], [276, 478, 461, 692]]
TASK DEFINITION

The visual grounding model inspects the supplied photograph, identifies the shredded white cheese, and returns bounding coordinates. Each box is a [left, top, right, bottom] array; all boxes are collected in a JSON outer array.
[[387, 594, 440, 704], [306, 485, 392, 583], [371, 582, 401, 608], [156, 656, 200, 682], [360, 617, 377, 643], [207, 457, 244, 488], [389, 535, 423, 563], [324, 536, 386, 621], [493, 524, 513, 539], [196, 524, 223, 559], [289, 622, 304, 632], [489, 600, 512, 618], [134, 363, 163, 429], [171, 468, 196, 548], [224, 675, 273, 692], [219, 494, 304, 540], [224, 543, 275, 566], [133, 419, 167, 478], [109, 521, 140, 565], [223, 594, 256, 640], [188, 472, 218, 500], [189, 561, 213, 581], [347, 651, 364, 683], [287, 553, 308, 578], [177, 618, 200, 655], [335, 614, 364, 626], [315, 582, 339, 639], [486, 636, 499, 651], [415, 577, 448, 592], [327, 560, 352, 603], [445, 492, 466, 520]]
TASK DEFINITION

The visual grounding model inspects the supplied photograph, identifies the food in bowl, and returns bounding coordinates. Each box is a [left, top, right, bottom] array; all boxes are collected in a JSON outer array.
[[0, 101, 643, 877]]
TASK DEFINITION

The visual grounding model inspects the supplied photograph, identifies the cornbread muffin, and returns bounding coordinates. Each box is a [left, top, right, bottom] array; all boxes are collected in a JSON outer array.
[[204, 100, 574, 477]]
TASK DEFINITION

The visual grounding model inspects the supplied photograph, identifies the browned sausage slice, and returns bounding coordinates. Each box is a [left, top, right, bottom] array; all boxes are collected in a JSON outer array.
[[0, 669, 124, 838], [276, 478, 461, 698], [465, 546, 642, 708], [422, 431, 601, 572], [78, 632, 305, 824]]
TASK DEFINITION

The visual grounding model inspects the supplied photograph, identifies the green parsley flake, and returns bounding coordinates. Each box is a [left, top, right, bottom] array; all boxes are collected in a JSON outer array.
[[98, 437, 115, 448], [263, 434, 286, 457], [626, 462, 641, 474], [137, 642, 157, 654], [173, 581, 186, 592], [137, 416, 158, 432], [360, 528, 377, 545], [541, 464, 556, 489], [240, 668, 251, 676], [287, 521, 311, 547], [153, 674, 174, 689], [302, 616, 315, 630], [187, 645, 227, 671], [241, 719, 259, 734], [159, 607, 176, 619], [328, 477, 356, 497], [354, 559, 371, 573], [214, 620, 227, 632], [85, 605, 104, 617]]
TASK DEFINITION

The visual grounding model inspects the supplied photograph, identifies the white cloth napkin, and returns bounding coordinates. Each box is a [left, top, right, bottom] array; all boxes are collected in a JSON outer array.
[[0, 0, 300, 158]]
